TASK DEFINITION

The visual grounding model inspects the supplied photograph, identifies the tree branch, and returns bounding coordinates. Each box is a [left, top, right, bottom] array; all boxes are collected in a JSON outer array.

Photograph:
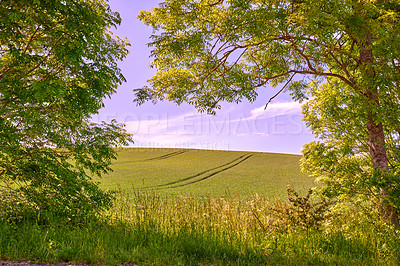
[[264, 73, 296, 110], [24, 24, 42, 53], [24, 35, 64, 78], [204, 0, 224, 7]]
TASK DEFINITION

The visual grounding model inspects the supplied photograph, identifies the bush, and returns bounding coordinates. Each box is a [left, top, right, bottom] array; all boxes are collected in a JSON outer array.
[[272, 186, 335, 231], [0, 190, 37, 223]]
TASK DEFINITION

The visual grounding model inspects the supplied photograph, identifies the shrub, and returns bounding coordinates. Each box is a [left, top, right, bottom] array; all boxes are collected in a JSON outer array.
[[272, 186, 335, 231]]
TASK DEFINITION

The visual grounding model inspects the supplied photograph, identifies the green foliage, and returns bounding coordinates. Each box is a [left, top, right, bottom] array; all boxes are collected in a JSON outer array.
[[272, 187, 334, 231], [0, 190, 37, 223], [136, 0, 400, 112], [301, 80, 400, 214], [0, 0, 132, 221]]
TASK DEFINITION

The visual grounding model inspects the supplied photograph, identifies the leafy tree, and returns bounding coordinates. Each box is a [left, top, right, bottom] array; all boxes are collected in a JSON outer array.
[[0, 0, 132, 221], [136, 0, 400, 226]]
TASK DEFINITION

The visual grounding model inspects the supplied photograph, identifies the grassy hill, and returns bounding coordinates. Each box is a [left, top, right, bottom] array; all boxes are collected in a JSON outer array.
[[2, 148, 399, 265], [96, 148, 315, 199]]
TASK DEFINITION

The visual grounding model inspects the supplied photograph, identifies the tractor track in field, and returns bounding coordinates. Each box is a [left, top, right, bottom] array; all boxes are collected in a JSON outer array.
[[112, 150, 188, 165], [147, 153, 253, 189], [141, 150, 188, 161]]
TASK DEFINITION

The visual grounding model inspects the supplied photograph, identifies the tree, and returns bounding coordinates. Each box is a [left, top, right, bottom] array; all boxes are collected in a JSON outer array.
[[136, 0, 400, 226], [0, 0, 132, 221]]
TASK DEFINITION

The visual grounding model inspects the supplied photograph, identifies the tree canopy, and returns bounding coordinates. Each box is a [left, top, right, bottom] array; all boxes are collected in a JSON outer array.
[[136, 0, 400, 226], [0, 0, 132, 221]]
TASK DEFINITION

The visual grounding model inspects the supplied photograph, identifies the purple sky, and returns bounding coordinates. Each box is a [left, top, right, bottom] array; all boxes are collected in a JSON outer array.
[[93, 0, 316, 154]]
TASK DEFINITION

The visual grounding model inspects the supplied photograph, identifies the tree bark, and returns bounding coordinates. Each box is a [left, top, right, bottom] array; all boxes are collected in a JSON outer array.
[[361, 33, 399, 227], [366, 114, 399, 227]]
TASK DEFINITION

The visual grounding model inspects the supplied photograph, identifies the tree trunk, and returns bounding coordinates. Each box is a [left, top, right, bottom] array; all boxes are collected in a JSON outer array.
[[361, 34, 399, 227], [366, 115, 399, 227]]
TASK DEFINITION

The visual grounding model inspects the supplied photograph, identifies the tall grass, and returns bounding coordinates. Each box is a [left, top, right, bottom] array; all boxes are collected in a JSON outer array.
[[1, 190, 399, 265]]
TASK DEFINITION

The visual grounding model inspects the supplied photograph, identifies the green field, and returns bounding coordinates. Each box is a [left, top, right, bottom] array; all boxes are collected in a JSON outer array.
[[97, 148, 315, 199], [2, 148, 400, 265]]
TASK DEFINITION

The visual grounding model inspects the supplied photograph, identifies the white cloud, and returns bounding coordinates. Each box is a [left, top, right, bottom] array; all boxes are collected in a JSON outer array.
[[250, 101, 302, 119], [121, 100, 305, 149]]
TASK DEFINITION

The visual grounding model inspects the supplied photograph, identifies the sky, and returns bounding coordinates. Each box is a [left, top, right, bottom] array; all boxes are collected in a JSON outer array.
[[93, 0, 316, 155]]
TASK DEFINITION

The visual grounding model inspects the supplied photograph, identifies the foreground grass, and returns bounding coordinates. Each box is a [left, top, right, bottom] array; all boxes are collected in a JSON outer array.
[[1, 191, 399, 265]]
